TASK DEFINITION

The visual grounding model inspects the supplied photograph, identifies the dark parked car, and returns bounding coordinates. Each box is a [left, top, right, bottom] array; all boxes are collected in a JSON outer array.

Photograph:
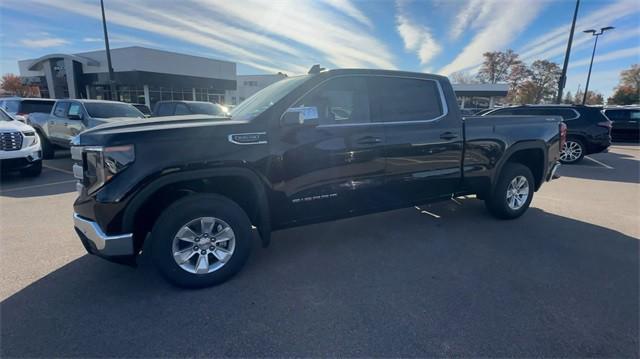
[[0, 97, 56, 123], [153, 100, 228, 117], [483, 105, 611, 164], [603, 106, 639, 141], [132, 104, 152, 117], [71, 68, 563, 288]]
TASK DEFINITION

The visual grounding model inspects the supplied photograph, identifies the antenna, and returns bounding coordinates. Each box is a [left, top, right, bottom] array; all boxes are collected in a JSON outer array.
[[308, 64, 325, 74]]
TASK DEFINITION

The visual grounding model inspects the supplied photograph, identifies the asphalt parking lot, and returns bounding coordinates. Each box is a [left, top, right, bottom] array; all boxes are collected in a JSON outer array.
[[1, 144, 638, 357]]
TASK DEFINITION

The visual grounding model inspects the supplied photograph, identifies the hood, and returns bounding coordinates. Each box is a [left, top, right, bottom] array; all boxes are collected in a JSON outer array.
[[0, 120, 35, 133], [76, 114, 242, 144]]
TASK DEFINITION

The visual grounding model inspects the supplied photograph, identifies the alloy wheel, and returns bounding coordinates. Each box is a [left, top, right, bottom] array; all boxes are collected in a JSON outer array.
[[506, 175, 529, 210], [171, 217, 236, 274], [560, 141, 583, 162]]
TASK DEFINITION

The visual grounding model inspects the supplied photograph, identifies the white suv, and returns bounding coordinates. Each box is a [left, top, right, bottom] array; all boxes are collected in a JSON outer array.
[[0, 108, 42, 177]]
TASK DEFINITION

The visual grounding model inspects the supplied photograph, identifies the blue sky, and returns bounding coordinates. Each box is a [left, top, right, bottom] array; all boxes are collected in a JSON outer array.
[[0, 0, 638, 98]]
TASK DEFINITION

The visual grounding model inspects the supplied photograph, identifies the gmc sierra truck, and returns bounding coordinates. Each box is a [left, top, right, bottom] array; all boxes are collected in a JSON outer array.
[[71, 68, 564, 288], [28, 99, 144, 159]]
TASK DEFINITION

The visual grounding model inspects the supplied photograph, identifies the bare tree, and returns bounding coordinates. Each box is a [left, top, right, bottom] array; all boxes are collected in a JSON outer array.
[[449, 71, 479, 84]]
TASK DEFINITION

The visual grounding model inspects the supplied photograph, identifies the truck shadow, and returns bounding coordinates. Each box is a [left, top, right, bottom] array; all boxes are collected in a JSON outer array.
[[1, 200, 638, 357]]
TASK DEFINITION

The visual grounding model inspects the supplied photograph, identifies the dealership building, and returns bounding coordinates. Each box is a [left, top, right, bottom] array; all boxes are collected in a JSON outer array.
[[18, 46, 236, 109], [18, 46, 508, 112]]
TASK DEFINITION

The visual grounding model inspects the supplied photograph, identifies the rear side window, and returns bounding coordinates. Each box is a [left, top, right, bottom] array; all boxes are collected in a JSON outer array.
[[156, 103, 175, 116], [373, 77, 444, 122], [53, 102, 69, 118], [289, 76, 370, 125], [21, 100, 55, 114], [605, 110, 628, 121], [631, 111, 640, 120]]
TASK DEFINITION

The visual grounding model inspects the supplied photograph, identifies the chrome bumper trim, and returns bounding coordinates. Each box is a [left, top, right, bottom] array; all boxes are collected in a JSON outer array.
[[547, 162, 561, 181], [73, 213, 134, 256]]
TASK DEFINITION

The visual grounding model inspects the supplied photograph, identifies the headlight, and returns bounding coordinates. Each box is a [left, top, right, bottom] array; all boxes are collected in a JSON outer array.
[[21, 131, 39, 147], [83, 145, 135, 194]]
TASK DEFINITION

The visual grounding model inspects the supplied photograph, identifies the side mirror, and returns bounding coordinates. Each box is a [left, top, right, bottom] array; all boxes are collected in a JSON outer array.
[[281, 108, 319, 127], [281, 110, 304, 126]]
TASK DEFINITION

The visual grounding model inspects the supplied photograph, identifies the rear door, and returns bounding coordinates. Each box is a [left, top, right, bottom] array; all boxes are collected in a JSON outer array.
[[371, 76, 463, 205], [273, 75, 386, 224]]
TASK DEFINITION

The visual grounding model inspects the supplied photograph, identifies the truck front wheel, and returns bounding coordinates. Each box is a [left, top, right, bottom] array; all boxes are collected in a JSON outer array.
[[150, 194, 253, 288], [485, 163, 534, 219]]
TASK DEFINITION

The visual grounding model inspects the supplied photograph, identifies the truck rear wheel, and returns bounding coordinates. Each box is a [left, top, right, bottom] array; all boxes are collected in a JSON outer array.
[[150, 194, 252, 288], [485, 163, 534, 219]]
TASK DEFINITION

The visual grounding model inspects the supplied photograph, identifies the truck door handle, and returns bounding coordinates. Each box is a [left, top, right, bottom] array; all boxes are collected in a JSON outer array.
[[64, 123, 68, 127], [440, 132, 458, 140], [356, 136, 382, 145]]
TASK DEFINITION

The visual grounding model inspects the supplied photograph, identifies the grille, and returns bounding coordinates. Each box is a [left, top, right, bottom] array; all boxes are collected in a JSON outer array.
[[0, 132, 23, 151]]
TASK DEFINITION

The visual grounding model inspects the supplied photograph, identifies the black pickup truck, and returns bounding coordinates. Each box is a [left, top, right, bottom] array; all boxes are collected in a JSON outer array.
[[72, 69, 564, 287]]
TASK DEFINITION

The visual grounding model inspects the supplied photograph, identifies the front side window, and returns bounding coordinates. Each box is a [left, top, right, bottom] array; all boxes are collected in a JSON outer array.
[[174, 103, 191, 115], [288, 76, 370, 125], [53, 102, 69, 118], [373, 77, 444, 122]]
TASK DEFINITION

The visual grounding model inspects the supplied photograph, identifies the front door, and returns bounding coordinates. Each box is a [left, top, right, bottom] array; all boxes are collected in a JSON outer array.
[[371, 76, 463, 205], [272, 76, 386, 225], [64, 102, 86, 142], [49, 101, 70, 145]]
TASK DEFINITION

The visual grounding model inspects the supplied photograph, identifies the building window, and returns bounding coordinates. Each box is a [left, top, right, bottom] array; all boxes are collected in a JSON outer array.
[[243, 81, 258, 87]]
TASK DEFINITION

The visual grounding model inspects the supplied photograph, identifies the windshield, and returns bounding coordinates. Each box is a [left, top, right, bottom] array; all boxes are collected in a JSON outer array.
[[231, 75, 310, 121], [187, 102, 227, 116], [84, 102, 144, 119], [0, 108, 13, 121]]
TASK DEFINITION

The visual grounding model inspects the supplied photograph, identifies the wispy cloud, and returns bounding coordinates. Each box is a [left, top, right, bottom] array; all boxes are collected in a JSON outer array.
[[20, 37, 68, 48], [569, 47, 640, 69], [439, 0, 545, 75], [450, 0, 494, 40], [396, 1, 441, 67], [519, 0, 639, 62], [82, 33, 160, 48], [14, 0, 393, 74]]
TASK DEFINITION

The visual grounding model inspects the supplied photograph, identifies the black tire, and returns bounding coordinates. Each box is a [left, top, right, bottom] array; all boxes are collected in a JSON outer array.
[[20, 160, 42, 177], [560, 138, 585, 164], [485, 163, 534, 220], [150, 193, 253, 288], [38, 132, 55, 159]]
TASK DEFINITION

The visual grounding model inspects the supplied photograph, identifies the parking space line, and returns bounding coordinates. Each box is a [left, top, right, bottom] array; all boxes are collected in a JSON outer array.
[[43, 164, 74, 175], [584, 156, 614, 169], [0, 179, 77, 194]]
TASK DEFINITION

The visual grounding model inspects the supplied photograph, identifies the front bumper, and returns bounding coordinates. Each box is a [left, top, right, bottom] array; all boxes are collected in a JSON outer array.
[[74, 213, 134, 256], [0, 146, 41, 171]]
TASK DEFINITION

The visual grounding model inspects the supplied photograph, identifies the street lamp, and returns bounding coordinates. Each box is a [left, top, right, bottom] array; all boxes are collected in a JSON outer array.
[[582, 26, 614, 105]]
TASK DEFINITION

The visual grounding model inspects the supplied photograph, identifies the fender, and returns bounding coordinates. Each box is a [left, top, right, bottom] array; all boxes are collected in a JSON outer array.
[[121, 166, 272, 247], [492, 140, 549, 192]]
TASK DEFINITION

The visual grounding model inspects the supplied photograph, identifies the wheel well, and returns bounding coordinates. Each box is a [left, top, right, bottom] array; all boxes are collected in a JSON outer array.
[[506, 148, 544, 189], [131, 175, 263, 252]]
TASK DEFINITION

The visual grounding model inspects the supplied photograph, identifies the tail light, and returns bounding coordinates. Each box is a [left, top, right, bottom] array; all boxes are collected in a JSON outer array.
[[559, 122, 567, 150]]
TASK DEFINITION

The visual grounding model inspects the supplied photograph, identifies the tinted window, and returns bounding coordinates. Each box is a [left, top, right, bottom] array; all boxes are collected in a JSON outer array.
[[53, 102, 69, 118], [21, 100, 55, 114], [84, 103, 143, 118], [0, 108, 13, 121], [174, 103, 191, 115], [630, 110, 640, 120], [156, 103, 174, 116], [133, 104, 151, 115], [187, 102, 226, 115], [372, 77, 444, 122], [605, 110, 629, 121], [3, 100, 20, 113], [231, 75, 309, 121], [290, 76, 370, 125], [68, 103, 82, 118]]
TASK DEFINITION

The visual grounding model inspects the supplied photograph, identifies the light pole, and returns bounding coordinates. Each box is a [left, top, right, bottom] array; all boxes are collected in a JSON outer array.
[[582, 26, 614, 105], [556, 0, 580, 104], [100, 0, 117, 101]]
